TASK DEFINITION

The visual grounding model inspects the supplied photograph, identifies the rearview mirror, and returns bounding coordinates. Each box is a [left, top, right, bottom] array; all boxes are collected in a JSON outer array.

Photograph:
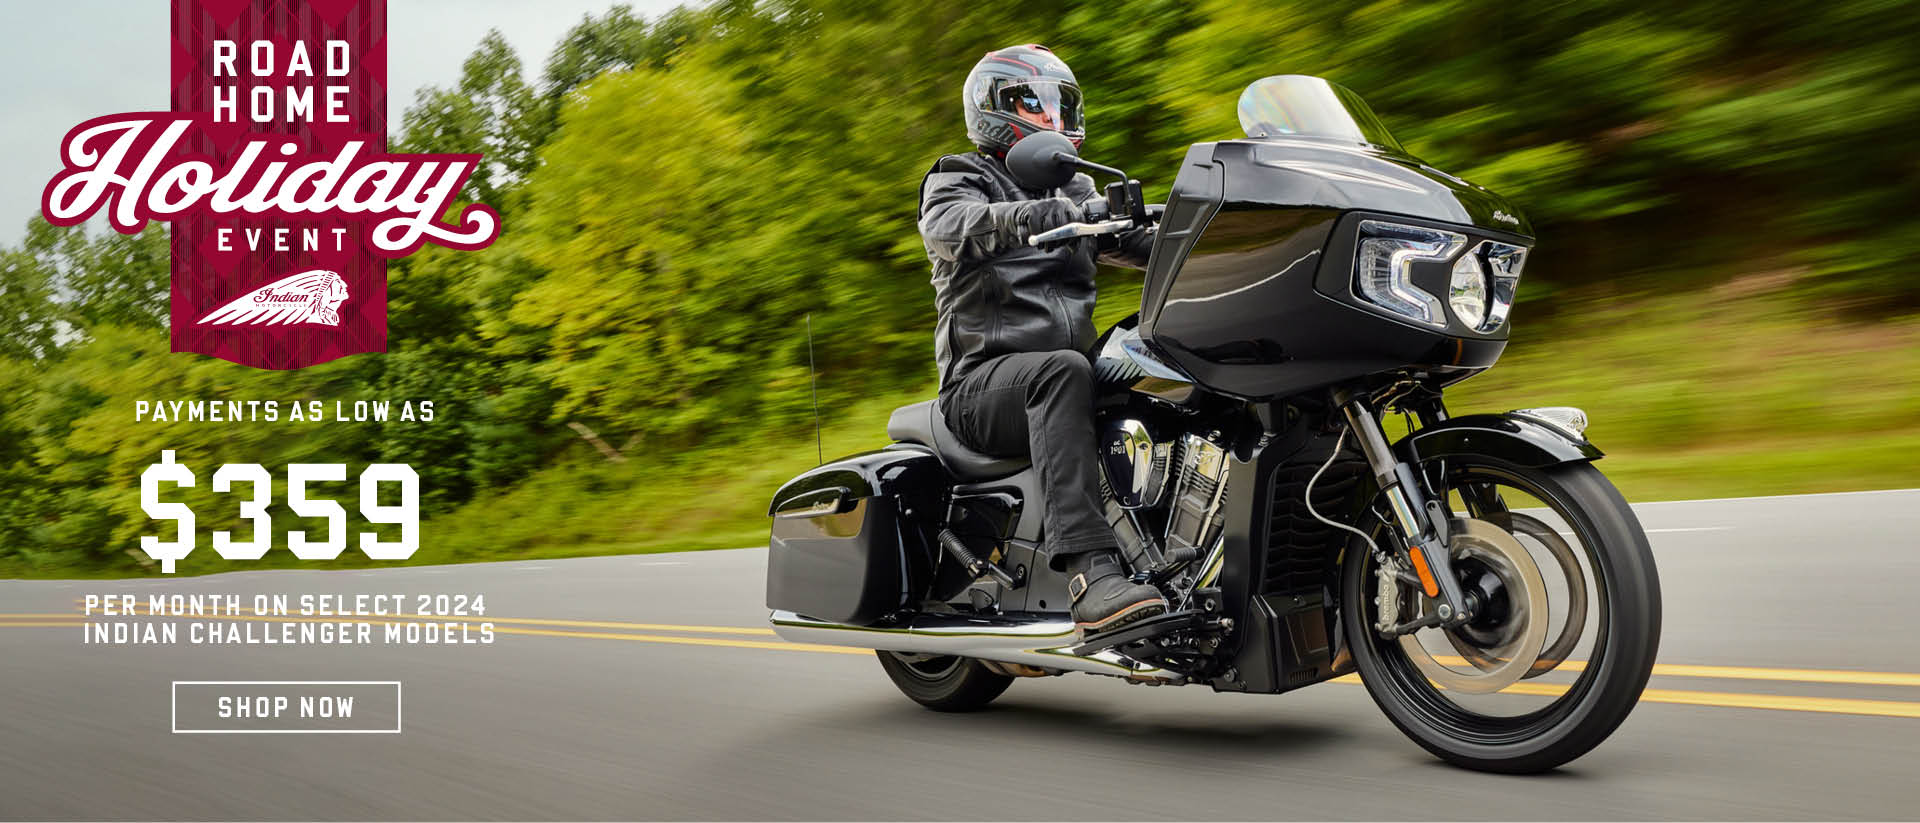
[[1005, 131, 1079, 191]]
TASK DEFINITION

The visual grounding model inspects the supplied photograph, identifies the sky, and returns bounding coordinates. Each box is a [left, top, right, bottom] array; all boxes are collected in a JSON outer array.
[[0, 0, 684, 246]]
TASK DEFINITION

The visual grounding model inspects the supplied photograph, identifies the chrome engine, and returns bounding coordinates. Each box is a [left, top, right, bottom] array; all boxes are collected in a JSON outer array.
[[1098, 422, 1230, 574], [1163, 434, 1229, 559]]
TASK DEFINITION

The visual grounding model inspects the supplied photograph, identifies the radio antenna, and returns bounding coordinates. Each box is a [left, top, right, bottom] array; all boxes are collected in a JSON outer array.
[[806, 313, 822, 465]]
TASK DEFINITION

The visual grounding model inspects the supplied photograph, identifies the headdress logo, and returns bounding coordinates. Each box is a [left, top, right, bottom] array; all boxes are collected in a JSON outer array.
[[196, 269, 350, 327]]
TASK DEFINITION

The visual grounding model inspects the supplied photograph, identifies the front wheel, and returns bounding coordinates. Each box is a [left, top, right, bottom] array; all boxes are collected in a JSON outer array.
[[1342, 459, 1662, 773], [876, 651, 1013, 712]]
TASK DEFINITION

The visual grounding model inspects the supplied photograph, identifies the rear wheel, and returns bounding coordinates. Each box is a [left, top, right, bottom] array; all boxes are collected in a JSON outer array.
[[1342, 459, 1661, 773], [876, 651, 1014, 712]]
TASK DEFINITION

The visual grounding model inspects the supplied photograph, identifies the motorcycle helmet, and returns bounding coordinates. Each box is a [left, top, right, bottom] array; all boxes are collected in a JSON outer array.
[[963, 43, 1085, 155]]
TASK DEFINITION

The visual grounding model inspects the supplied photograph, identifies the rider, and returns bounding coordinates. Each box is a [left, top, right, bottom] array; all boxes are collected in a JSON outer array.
[[916, 44, 1166, 638]]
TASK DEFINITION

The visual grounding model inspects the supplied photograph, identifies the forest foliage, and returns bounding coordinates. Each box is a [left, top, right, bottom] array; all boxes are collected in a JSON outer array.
[[2, 0, 1916, 573]]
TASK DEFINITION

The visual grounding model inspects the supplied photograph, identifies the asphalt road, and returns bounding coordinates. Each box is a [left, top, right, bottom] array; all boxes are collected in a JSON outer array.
[[3, 488, 1919, 820]]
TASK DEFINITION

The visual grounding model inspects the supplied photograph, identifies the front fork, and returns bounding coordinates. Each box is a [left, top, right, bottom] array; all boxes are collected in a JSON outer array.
[[1336, 394, 1476, 632]]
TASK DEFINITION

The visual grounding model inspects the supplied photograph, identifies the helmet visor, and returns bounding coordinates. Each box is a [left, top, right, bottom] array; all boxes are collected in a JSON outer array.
[[993, 80, 1083, 133]]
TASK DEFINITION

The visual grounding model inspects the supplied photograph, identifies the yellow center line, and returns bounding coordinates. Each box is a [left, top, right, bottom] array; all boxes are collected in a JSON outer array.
[[1649, 663, 1920, 689], [19, 610, 1920, 717], [491, 625, 869, 655], [476, 631, 1920, 719], [1326, 673, 1920, 719], [1633, 688, 1920, 719], [8, 610, 1920, 719], [1423, 654, 1920, 689], [425, 616, 775, 636], [38, 609, 1920, 688]]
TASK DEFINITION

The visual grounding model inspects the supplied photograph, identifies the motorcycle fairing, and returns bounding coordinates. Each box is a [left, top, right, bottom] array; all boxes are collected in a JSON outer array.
[[1139, 138, 1534, 402]]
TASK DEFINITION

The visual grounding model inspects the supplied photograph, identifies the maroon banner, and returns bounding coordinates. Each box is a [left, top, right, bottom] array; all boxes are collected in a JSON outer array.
[[168, 0, 387, 370]]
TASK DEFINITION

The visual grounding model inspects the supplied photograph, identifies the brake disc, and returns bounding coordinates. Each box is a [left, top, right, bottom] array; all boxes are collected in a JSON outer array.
[[1397, 518, 1548, 695], [1447, 512, 1589, 678]]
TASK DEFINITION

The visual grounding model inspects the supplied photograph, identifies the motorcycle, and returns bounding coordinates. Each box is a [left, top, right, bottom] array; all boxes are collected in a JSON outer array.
[[764, 75, 1661, 773]]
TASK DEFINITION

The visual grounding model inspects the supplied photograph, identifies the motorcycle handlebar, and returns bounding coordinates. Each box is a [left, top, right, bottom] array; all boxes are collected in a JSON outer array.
[[1027, 218, 1135, 247]]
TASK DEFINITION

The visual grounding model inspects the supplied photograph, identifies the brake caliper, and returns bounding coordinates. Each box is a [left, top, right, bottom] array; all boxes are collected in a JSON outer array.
[[1374, 551, 1403, 635]]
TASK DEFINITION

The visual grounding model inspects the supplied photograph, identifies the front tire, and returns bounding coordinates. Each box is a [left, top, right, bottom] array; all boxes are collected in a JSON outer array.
[[1343, 459, 1662, 773], [876, 651, 1014, 712]]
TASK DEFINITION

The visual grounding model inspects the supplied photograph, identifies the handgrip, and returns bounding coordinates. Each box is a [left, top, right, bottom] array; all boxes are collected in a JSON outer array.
[[1027, 218, 1134, 247]]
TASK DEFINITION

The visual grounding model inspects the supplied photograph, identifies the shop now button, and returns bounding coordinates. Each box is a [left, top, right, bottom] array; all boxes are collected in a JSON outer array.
[[172, 681, 401, 733]]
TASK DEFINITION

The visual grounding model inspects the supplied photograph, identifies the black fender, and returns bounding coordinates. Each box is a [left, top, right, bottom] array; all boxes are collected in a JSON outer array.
[[1394, 412, 1603, 469]]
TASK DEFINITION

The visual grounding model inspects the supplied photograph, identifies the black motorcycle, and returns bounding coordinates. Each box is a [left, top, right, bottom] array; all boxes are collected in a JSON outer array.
[[764, 75, 1661, 773]]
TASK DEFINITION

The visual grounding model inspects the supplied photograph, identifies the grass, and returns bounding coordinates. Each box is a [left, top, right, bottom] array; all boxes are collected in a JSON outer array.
[[1442, 277, 1919, 502], [10, 275, 1915, 578]]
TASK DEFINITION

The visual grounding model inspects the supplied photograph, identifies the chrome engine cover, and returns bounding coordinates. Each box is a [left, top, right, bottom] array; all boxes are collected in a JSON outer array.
[[1098, 418, 1170, 509]]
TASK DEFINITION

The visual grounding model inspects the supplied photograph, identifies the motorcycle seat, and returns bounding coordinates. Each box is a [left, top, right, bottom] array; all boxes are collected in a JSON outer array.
[[885, 399, 1031, 482]]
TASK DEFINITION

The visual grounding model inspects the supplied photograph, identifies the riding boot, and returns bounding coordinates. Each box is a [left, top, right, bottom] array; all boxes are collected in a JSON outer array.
[[1067, 549, 1168, 637]]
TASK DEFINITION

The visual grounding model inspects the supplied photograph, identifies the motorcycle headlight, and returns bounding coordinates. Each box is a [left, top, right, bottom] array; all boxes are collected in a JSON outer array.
[[1355, 220, 1466, 329], [1478, 241, 1527, 331], [1449, 253, 1488, 329]]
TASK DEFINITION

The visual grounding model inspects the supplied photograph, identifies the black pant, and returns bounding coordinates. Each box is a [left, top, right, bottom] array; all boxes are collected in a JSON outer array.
[[940, 350, 1114, 560]]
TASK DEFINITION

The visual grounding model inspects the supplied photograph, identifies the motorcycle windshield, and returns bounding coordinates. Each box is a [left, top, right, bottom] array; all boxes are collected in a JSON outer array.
[[1236, 75, 1405, 153]]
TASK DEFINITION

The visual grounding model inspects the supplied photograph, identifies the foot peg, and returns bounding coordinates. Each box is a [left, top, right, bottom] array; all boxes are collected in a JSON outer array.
[[937, 528, 1020, 589], [1068, 609, 1215, 656]]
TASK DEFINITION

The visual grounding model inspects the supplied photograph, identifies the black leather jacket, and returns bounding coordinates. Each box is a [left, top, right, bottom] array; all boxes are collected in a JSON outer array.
[[916, 150, 1152, 391]]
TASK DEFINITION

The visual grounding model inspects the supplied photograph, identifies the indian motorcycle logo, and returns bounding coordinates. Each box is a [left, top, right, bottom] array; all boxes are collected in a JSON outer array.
[[37, 0, 499, 370], [197, 269, 349, 326]]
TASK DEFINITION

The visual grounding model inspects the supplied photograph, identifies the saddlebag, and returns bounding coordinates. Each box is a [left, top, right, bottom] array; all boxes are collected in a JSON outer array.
[[765, 446, 943, 626]]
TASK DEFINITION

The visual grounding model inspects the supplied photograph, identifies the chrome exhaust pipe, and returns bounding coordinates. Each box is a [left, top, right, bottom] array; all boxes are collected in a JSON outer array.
[[769, 610, 1184, 683]]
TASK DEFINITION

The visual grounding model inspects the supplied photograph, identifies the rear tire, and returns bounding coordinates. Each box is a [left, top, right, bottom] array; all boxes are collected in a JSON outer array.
[[876, 651, 1014, 712], [1343, 459, 1662, 773]]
